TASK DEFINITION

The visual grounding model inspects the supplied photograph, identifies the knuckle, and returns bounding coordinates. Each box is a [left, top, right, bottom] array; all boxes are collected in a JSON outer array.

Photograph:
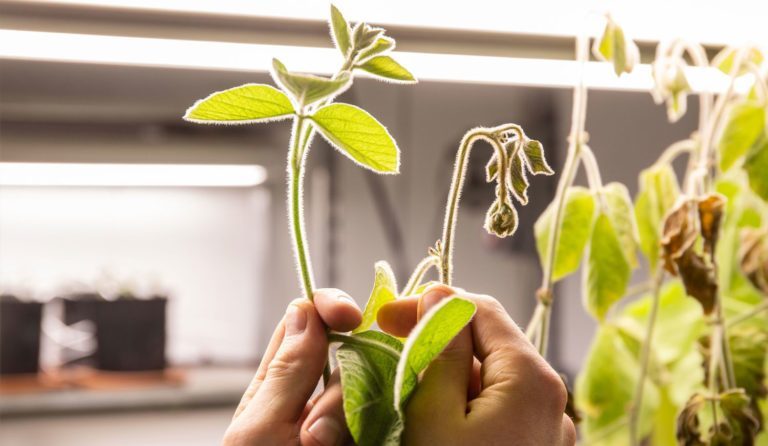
[[538, 367, 568, 414], [265, 355, 302, 381]]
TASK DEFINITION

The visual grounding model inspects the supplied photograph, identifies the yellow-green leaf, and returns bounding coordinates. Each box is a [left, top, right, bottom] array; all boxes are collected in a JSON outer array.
[[311, 103, 400, 173], [535, 186, 596, 282], [329, 4, 352, 57], [358, 56, 417, 83], [183, 84, 294, 124], [353, 261, 398, 334], [713, 47, 764, 75], [718, 102, 766, 172], [634, 164, 680, 270], [357, 37, 395, 64], [601, 182, 640, 268], [744, 135, 768, 201], [583, 213, 631, 321], [271, 58, 351, 106]]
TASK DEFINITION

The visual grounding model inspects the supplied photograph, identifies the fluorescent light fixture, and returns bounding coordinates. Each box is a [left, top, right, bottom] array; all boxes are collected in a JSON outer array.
[[0, 30, 736, 93], [16, 0, 768, 46], [0, 163, 267, 187]]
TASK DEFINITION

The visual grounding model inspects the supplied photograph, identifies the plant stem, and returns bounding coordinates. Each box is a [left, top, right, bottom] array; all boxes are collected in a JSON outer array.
[[402, 255, 439, 296], [328, 333, 401, 361], [439, 127, 512, 285], [654, 139, 695, 168], [628, 266, 665, 446], [289, 114, 316, 301], [727, 300, 768, 328], [531, 33, 590, 355]]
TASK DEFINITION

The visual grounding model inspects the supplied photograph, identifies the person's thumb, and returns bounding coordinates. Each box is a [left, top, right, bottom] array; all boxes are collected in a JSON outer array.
[[246, 300, 328, 424], [406, 285, 473, 422]]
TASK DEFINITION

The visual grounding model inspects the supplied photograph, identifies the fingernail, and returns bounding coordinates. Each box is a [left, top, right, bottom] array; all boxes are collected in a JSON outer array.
[[285, 305, 307, 336], [336, 292, 357, 306], [420, 285, 454, 315], [308, 416, 341, 446]]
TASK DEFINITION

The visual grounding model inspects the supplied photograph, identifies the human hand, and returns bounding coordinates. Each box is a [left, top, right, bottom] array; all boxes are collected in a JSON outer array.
[[377, 285, 576, 446], [223, 288, 362, 446]]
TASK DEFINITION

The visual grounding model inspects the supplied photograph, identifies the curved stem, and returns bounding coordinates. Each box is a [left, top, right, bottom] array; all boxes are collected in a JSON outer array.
[[628, 266, 665, 446], [654, 139, 695, 168], [727, 300, 768, 329], [328, 333, 401, 361], [439, 127, 510, 285], [402, 255, 439, 296], [580, 144, 604, 197]]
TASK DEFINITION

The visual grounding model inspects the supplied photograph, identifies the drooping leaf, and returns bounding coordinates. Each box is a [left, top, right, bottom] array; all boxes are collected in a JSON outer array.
[[744, 136, 768, 201], [357, 37, 396, 63], [329, 4, 352, 57], [583, 212, 631, 321], [718, 102, 766, 172], [697, 193, 726, 257], [337, 331, 404, 446], [576, 324, 659, 444], [713, 47, 764, 75], [593, 19, 638, 76], [740, 227, 768, 295], [635, 164, 680, 270], [358, 56, 417, 83], [535, 187, 596, 282], [310, 103, 400, 173], [508, 153, 529, 205], [601, 182, 640, 268], [651, 57, 692, 123], [394, 297, 476, 411], [354, 261, 398, 334], [183, 84, 295, 124], [521, 139, 554, 175], [271, 58, 352, 106]]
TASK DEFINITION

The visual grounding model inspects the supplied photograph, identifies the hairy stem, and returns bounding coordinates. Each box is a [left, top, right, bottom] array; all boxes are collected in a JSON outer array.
[[439, 127, 512, 285], [402, 255, 439, 296], [289, 114, 316, 301], [628, 266, 665, 446], [328, 333, 401, 361], [654, 139, 695, 168]]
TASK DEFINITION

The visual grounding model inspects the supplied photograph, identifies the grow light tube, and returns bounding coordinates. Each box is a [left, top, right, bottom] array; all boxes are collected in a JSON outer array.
[[0, 30, 738, 93], [0, 163, 267, 187]]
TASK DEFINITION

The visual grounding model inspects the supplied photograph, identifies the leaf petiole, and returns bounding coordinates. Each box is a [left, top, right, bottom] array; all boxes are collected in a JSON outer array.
[[328, 332, 402, 361]]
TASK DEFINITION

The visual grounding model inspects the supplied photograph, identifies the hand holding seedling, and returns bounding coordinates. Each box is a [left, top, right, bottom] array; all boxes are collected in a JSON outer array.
[[222, 288, 361, 446], [378, 285, 576, 446]]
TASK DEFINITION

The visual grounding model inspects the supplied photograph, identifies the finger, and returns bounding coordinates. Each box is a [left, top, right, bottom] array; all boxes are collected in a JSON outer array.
[[468, 358, 481, 401], [301, 371, 351, 446], [233, 312, 287, 418], [561, 414, 577, 445], [314, 288, 362, 332], [377, 296, 419, 337], [245, 299, 328, 424], [407, 285, 473, 421]]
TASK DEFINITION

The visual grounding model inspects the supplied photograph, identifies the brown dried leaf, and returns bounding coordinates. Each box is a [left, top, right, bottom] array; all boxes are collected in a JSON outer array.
[[661, 200, 698, 275], [677, 393, 707, 445], [698, 193, 726, 258], [677, 249, 718, 314], [740, 228, 768, 296]]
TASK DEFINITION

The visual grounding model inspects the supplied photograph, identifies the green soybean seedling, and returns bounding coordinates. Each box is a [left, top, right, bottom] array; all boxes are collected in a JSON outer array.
[[184, 6, 481, 445]]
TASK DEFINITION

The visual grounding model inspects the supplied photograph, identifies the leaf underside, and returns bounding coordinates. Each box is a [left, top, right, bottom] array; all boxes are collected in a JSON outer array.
[[183, 84, 295, 123]]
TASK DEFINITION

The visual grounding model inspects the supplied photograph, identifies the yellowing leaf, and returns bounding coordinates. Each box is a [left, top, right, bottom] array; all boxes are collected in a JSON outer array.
[[358, 56, 417, 83], [601, 182, 640, 268], [183, 84, 294, 124], [634, 164, 680, 270], [535, 186, 596, 282], [718, 102, 766, 172], [353, 261, 398, 334], [744, 135, 768, 202], [311, 103, 400, 173], [583, 213, 631, 321]]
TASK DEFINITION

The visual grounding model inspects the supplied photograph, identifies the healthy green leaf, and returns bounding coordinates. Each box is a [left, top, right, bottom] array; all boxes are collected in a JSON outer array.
[[183, 84, 295, 124], [593, 20, 637, 76], [576, 324, 660, 444], [535, 186, 596, 282], [310, 103, 400, 173], [357, 37, 396, 63], [394, 297, 477, 411], [744, 135, 768, 201], [271, 58, 352, 106], [583, 213, 631, 321], [508, 153, 529, 205], [358, 56, 417, 83], [353, 261, 398, 334], [522, 139, 554, 175], [337, 331, 404, 446], [352, 23, 385, 54], [601, 182, 640, 268], [713, 47, 764, 75], [718, 102, 766, 172], [329, 4, 352, 57], [634, 164, 680, 270]]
